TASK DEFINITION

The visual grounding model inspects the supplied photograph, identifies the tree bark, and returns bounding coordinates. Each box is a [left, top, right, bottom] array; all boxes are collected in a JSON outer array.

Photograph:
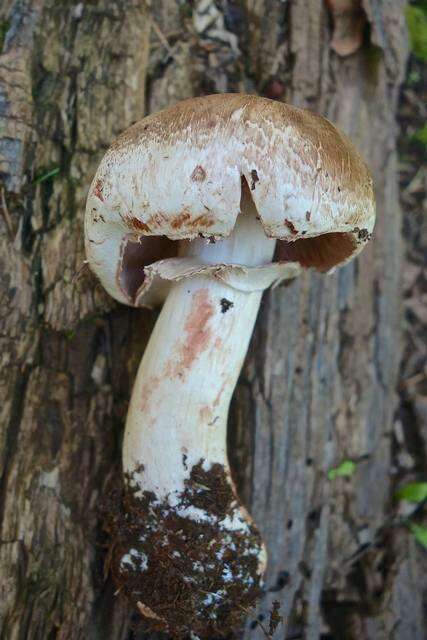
[[1, 1, 419, 639]]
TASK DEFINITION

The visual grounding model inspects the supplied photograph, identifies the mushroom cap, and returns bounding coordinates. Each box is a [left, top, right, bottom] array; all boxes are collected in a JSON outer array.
[[85, 93, 375, 307]]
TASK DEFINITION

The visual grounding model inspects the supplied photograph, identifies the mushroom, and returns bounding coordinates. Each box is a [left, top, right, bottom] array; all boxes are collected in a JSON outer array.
[[85, 94, 375, 637]]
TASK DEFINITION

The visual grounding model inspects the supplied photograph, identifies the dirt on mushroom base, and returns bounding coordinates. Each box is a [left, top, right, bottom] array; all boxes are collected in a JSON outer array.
[[102, 460, 264, 638]]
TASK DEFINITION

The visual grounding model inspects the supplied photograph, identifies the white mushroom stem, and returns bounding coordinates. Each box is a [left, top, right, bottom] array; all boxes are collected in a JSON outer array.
[[123, 197, 276, 511]]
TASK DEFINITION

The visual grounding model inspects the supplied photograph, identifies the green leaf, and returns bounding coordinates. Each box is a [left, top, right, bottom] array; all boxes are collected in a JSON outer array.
[[407, 521, 427, 549], [33, 167, 60, 184], [408, 69, 421, 85], [396, 482, 427, 503], [414, 123, 427, 147], [0, 19, 10, 52], [328, 460, 356, 480], [406, 6, 427, 60], [415, 0, 427, 15]]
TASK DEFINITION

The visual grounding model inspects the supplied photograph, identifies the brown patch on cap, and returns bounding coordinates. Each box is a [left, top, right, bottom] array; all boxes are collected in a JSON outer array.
[[110, 93, 374, 205], [171, 210, 192, 229], [284, 219, 298, 235], [190, 213, 215, 228], [168, 211, 215, 232], [145, 211, 169, 231], [93, 179, 105, 202], [146, 211, 214, 234], [129, 217, 151, 233], [191, 165, 207, 182]]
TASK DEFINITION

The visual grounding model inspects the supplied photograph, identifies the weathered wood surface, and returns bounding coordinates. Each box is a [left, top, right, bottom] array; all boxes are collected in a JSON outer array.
[[1, 1, 423, 639]]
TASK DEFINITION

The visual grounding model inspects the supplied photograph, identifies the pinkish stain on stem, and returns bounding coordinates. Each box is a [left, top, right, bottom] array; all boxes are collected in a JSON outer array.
[[213, 378, 229, 408], [140, 376, 161, 412], [199, 405, 213, 423], [140, 289, 216, 407], [166, 288, 215, 379], [180, 289, 214, 370]]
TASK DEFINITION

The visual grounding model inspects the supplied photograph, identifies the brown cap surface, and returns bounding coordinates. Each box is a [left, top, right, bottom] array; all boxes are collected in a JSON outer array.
[[85, 94, 375, 306]]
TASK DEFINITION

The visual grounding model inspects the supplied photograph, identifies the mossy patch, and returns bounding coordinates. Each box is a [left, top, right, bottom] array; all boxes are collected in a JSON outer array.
[[0, 19, 10, 52], [406, 3, 427, 61]]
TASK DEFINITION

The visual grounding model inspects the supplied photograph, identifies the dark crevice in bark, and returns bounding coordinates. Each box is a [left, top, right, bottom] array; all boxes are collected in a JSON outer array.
[[0, 364, 32, 523]]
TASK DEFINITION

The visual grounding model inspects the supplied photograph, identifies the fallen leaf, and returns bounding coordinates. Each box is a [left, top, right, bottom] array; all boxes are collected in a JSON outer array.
[[407, 521, 427, 549], [328, 459, 357, 480], [396, 482, 427, 503]]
